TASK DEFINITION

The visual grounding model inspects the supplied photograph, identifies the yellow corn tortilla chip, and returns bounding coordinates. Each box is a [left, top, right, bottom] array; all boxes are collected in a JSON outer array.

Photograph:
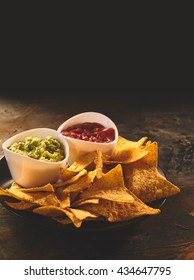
[[53, 216, 72, 225], [140, 140, 152, 148], [118, 136, 149, 149], [82, 193, 160, 222], [69, 151, 98, 172], [61, 169, 100, 194], [129, 137, 149, 148], [117, 136, 148, 149], [22, 183, 55, 192], [60, 168, 79, 181], [73, 198, 99, 207], [4, 200, 36, 210], [93, 150, 103, 178], [33, 206, 81, 227], [80, 164, 134, 203], [33, 205, 69, 217], [59, 150, 102, 182], [33, 206, 99, 228], [103, 136, 148, 164], [141, 141, 158, 167], [126, 166, 180, 203], [70, 191, 80, 204], [0, 187, 14, 198], [54, 169, 87, 187], [5, 182, 61, 207], [67, 207, 99, 221], [122, 142, 158, 186], [55, 190, 70, 208], [33, 206, 83, 227]]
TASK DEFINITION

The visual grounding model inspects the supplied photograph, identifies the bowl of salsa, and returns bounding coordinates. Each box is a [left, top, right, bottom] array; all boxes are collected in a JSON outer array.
[[2, 128, 69, 188], [57, 112, 118, 164]]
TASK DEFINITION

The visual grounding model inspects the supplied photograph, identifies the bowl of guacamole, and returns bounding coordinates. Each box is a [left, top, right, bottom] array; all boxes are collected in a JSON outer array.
[[2, 128, 69, 188], [8, 136, 65, 162]]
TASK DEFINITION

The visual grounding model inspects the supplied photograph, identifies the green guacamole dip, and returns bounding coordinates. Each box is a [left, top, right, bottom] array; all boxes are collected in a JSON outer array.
[[8, 136, 65, 162]]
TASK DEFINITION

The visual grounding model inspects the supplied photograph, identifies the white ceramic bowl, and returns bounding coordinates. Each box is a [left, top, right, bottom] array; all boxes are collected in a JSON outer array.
[[2, 128, 69, 188], [57, 112, 118, 164]]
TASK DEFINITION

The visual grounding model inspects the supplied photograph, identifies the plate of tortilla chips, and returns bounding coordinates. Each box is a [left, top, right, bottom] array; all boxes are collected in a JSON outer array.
[[0, 136, 180, 231]]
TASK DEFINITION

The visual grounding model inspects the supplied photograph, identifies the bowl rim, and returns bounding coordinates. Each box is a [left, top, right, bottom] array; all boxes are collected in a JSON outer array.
[[57, 111, 119, 145], [2, 127, 69, 165]]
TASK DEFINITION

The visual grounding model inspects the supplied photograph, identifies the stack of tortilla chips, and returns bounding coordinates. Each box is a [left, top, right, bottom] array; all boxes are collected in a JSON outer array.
[[0, 136, 180, 228]]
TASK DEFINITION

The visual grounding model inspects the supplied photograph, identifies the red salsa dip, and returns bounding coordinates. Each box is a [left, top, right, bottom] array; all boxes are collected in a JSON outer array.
[[61, 122, 115, 143]]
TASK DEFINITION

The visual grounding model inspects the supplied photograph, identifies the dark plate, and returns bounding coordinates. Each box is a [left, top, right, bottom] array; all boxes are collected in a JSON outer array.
[[0, 156, 166, 232]]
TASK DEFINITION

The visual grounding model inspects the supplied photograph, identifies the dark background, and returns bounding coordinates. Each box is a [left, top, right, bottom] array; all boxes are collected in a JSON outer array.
[[1, 90, 194, 106]]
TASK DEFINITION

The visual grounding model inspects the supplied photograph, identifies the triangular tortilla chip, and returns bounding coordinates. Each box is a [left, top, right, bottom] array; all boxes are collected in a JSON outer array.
[[93, 150, 103, 178], [81, 193, 160, 222], [5, 182, 61, 207], [136, 137, 149, 148], [141, 141, 158, 167], [33, 206, 99, 228], [22, 183, 55, 192], [0, 187, 14, 198], [126, 166, 180, 203], [67, 207, 99, 222], [33, 205, 69, 217], [33, 205, 83, 227], [80, 164, 134, 203], [4, 200, 36, 210], [122, 142, 158, 185], [73, 198, 99, 207], [61, 169, 100, 194], [60, 168, 79, 181], [55, 189, 70, 208], [69, 151, 98, 172], [54, 169, 87, 187], [52, 216, 72, 225], [103, 136, 148, 164], [117, 136, 148, 149]]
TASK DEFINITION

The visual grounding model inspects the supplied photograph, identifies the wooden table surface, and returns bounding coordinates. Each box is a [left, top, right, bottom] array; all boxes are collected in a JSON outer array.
[[0, 91, 194, 260]]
